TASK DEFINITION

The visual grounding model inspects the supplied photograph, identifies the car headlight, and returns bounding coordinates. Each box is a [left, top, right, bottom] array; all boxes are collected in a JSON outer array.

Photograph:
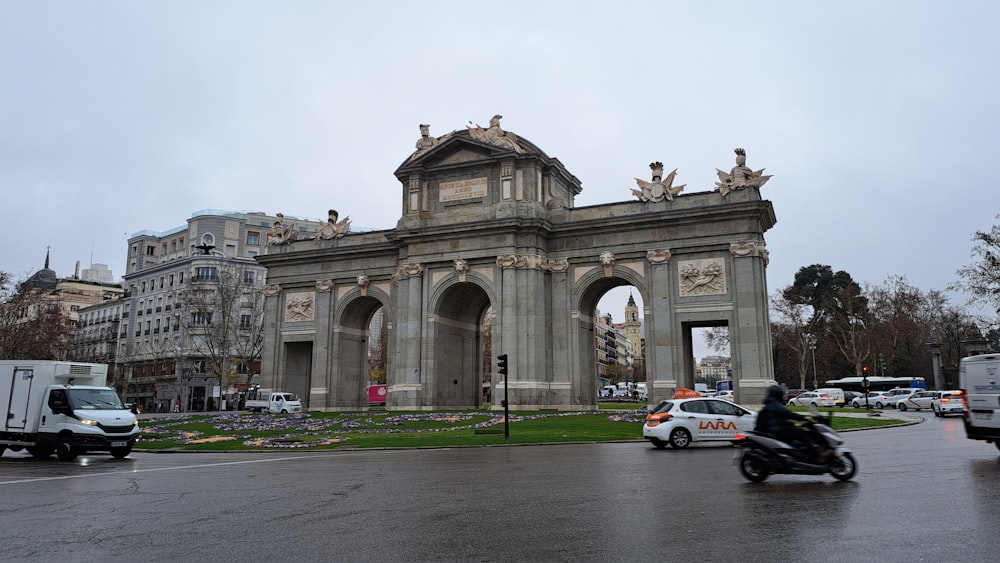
[[79, 417, 99, 426]]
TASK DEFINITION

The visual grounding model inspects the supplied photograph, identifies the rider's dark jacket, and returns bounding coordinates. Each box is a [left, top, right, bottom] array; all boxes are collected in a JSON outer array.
[[754, 395, 806, 435]]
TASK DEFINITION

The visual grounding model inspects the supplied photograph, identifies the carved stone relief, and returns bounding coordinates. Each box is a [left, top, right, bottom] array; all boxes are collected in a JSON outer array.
[[647, 249, 672, 264], [599, 251, 615, 277], [395, 263, 424, 281], [454, 259, 469, 282], [678, 258, 727, 297], [264, 284, 281, 297], [315, 279, 333, 292], [284, 292, 316, 322]]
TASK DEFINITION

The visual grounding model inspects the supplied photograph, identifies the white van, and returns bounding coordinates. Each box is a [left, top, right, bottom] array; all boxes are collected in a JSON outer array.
[[815, 388, 846, 407], [960, 354, 1000, 449]]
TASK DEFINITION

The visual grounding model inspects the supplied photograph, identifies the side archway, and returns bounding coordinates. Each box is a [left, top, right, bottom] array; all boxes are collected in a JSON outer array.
[[330, 288, 392, 410]]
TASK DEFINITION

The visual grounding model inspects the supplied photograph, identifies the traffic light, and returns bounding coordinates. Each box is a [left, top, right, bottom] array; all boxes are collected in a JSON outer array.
[[497, 354, 508, 376]]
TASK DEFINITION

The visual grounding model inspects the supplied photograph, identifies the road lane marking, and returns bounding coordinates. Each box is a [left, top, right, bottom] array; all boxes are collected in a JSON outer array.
[[0, 453, 358, 485]]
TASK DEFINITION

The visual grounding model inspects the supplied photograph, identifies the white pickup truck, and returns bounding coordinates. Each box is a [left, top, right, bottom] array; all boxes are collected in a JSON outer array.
[[245, 390, 302, 414]]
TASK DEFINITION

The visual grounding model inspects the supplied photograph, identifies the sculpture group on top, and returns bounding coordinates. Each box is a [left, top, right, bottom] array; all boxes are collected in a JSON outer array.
[[715, 148, 771, 197], [632, 161, 685, 202], [316, 209, 351, 240], [268, 209, 351, 246], [630, 147, 772, 202], [266, 213, 299, 246], [467, 114, 524, 153]]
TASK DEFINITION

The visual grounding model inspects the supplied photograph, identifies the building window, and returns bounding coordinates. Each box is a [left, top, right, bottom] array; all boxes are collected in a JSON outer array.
[[240, 314, 252, 329], [247, 231, 260, 246], [225, 244, 236, 258], [196, 266, 217, 281], [169, 274, 174, 286], [179, 271, 184, 284], [192, 312, 213, 325], [243, 270, 255, 284], [146, 245, 155, 256]]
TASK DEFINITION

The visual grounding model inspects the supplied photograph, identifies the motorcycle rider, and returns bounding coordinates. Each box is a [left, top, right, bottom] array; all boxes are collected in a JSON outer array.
[[755, 385, 834, 463]]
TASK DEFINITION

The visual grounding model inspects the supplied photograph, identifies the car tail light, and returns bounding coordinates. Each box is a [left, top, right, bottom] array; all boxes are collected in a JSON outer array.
[[961, 390, 969, 411], [645, 412, 672, 427], [940, 397, 951, 403], [734, 433, 747, 441]]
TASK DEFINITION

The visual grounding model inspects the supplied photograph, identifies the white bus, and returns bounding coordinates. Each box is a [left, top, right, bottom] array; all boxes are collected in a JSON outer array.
[[824, 376, 927, 393]]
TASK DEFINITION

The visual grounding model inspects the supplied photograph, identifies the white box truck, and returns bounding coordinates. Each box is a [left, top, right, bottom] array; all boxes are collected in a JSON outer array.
[[1, 361, 140, 461], [960, 353, 1000, 449]]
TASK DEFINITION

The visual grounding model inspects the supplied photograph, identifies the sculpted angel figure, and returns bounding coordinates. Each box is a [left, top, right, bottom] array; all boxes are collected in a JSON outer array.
[[633, 161, 685, 202], [715, 148, 772, 197], [316, 209, 351, 240]]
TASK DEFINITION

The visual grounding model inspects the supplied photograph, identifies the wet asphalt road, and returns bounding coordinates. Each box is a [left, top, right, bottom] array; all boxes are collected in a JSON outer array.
[[2, 412, 999, 562]]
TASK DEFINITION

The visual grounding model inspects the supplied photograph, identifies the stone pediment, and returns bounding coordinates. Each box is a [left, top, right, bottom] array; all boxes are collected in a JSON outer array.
[[397, 129, 536, 174]]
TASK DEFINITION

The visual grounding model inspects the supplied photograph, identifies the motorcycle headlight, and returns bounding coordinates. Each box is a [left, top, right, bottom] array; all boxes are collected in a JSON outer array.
[[79, 417, 99, 426]]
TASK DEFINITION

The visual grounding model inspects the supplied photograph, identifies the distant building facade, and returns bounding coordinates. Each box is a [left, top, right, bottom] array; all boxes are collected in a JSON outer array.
[[118, 209, 322, 411]]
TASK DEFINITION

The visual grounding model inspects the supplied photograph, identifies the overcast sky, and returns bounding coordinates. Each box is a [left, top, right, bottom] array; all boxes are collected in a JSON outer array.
[[3, 2, 996, 359]]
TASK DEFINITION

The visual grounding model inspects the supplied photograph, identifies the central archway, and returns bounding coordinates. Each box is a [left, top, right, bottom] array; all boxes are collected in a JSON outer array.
[[428, 281, 492, 408]]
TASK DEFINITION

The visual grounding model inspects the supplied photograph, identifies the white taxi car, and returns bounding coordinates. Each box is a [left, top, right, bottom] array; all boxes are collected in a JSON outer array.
[[932, 391, 964, 417], [643, 389, 757, 449], [787, 391, 837, 407]]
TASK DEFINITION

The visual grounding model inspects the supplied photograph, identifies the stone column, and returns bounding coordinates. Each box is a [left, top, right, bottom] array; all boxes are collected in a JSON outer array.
[[646, 249, 675, 404], [729, 241, 774, 405], [261, 284, 282, 390], [392, 263, 423, 407], [312, 279, 333, 410]]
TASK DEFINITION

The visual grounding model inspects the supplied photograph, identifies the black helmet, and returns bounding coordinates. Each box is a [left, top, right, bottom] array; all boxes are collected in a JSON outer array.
[[767, 384, 785, 400]]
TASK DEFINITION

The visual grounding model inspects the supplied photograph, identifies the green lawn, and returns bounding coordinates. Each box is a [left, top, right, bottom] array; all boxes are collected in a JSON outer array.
[[135, 406, 902, 452]]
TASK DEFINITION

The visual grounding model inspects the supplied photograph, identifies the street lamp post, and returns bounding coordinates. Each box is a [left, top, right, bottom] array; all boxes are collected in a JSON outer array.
[[805, 333, 818, 390]]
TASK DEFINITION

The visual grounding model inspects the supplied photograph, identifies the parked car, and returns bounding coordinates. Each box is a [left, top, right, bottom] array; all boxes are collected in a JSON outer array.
[[882, 388, 923, 408], [642, 397, 757, 449], [785, 389, 806, 401], [843, 391, 864, 406], [714, 390, 734, 401], [815, 387, 846, 407], [788, 391, 836, 407], [896, 389, 942, 411], [852, 390, 892, 409], [932, 391, 965, 417]]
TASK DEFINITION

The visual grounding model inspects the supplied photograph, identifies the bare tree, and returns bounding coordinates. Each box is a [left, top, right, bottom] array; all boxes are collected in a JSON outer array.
[[0, 271, 73, 360], [185, 260, 266, 411]]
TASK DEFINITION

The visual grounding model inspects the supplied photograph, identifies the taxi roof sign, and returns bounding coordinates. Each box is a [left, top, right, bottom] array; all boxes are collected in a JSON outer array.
[[672, 388, 702, 399]]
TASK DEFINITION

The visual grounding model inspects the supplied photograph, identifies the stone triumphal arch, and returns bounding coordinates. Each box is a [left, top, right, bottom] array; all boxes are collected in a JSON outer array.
[[257, 117, 777, 410]]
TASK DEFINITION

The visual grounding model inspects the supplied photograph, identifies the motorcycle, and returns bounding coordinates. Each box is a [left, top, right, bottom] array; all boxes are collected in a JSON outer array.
[[734, 405, 857, 482]]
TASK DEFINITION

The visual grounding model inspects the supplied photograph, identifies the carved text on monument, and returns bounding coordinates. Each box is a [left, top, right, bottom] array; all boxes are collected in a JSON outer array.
[[439, 178, 488, 202]]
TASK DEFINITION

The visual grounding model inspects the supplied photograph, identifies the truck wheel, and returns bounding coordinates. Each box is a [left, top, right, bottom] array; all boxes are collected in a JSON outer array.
[[56, 437, 78, 461], [110, 446, 132, 459], [281, 409, 288, 414], [27, 446, 54, 459]]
